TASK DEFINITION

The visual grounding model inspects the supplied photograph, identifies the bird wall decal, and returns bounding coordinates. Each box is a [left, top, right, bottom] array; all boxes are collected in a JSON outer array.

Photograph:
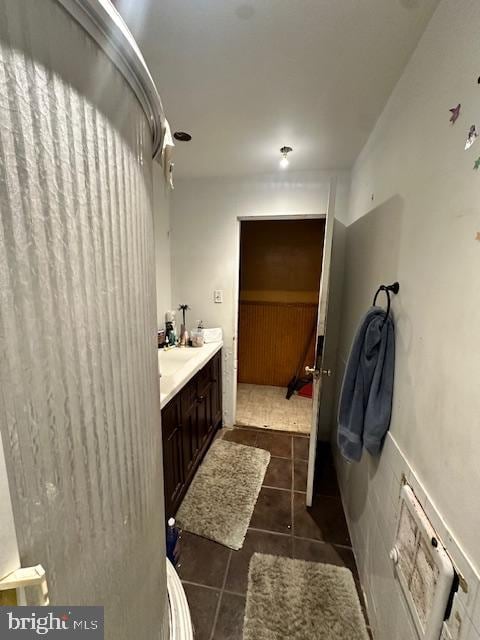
[[449, 103, 461, 124], [465, 125, 478, 150]]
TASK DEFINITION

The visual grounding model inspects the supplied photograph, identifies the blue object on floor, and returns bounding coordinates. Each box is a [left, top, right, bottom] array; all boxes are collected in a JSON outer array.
[[166, 517, 180, 566]]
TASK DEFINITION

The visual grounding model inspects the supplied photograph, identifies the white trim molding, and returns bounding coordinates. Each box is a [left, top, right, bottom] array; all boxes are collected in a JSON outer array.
[[56, 0, 165, 158]]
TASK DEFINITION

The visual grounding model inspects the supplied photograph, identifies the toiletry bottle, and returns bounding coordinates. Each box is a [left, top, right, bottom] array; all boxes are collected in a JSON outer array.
[[166, 517, 180, 565]]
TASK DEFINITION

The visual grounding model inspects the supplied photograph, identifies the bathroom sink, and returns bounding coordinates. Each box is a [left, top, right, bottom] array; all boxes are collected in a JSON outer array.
[[157, 341, 223, 408], [158, 348, 199, 377], [164, 348, 198, 362]]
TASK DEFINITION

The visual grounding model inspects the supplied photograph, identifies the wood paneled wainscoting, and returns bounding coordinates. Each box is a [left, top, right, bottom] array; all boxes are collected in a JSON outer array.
[[237, 301, 317, 387]]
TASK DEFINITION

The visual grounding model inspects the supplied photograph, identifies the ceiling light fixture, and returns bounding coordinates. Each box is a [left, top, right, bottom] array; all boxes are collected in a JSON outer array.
[[279, 146, 292, 169]]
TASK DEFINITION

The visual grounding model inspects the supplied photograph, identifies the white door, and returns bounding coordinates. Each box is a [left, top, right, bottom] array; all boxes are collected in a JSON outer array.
[[306, 178, 336, 507], [0, 432, 20, 580]]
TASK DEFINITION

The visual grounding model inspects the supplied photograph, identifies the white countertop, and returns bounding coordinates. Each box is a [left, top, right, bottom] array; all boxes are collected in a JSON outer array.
[[158, 341, 223, 409]]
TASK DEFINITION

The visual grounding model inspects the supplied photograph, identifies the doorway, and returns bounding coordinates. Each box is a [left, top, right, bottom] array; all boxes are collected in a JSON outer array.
[[235, 218, 326, 434]]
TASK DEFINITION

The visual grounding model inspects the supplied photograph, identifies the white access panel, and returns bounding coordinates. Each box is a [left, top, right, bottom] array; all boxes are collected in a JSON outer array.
[[390, 485, 454, 640], [0, 431, 20, 580]]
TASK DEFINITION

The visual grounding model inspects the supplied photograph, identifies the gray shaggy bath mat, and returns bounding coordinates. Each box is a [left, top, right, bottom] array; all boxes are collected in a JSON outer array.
[[243, 553, 369, 640], [176, 439, 270, 550]]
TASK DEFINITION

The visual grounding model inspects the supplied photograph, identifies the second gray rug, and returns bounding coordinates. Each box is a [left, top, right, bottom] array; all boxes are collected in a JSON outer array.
[[244, 553, 369, 640], [176, 439, 270, 550]]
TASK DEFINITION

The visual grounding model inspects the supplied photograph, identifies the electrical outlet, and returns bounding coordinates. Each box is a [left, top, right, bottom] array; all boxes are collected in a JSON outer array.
[[214, 290, 223, 303]]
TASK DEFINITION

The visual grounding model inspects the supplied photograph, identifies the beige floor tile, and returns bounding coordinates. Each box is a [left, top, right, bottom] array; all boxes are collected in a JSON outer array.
[[236, 384, 312, 434]]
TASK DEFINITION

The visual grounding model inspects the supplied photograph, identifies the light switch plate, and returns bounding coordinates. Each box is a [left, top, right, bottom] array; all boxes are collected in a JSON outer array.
[[214, 290, 223, 303]]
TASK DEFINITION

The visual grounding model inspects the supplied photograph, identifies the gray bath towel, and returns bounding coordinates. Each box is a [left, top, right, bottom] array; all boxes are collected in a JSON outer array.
[[337, 306, 395, 462]]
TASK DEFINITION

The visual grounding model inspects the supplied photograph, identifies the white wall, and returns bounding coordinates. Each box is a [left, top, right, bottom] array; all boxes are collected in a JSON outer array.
[[153, 163, 172, 325], [170, 170, 350, 426], [334, 1, 480, 637]]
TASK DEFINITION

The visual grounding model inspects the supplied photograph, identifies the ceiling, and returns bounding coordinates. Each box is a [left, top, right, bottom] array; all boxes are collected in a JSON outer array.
[[115, 0, 439, 178]]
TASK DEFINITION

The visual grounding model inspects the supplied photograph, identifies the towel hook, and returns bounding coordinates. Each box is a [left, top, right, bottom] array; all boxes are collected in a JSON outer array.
[[373, 282, 400, 326]]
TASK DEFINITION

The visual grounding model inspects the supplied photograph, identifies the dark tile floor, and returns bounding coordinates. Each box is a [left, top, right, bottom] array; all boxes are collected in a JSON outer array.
[[176, 426, 370, 640]]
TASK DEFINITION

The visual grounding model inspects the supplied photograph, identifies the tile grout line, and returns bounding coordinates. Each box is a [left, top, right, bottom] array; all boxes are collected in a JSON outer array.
[[181, 579, 221, 593], [261, 484, 308, 495], [224, 433, 309, 461], [247, 526, 292, 538], [223, 587, 247, 598], [208, 549, 233, 640], [262, 484, 292, 493], [181, 579, 246, 600], [293, 535, 354, 551], [246, 525, 353, 550], [262, 453, 306, 461]]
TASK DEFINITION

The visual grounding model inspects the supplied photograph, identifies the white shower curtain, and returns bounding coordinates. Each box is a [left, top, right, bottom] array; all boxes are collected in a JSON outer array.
[[0, 0, 166, 637]]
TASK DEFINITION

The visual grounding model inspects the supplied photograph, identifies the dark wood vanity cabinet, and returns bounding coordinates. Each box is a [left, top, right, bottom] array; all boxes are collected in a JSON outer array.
[[162, 350, 222, 518], [161, 395, 184, 513]]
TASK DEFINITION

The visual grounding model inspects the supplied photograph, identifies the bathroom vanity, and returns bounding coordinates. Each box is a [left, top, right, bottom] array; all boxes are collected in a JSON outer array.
[[159, 343, 222, 517]]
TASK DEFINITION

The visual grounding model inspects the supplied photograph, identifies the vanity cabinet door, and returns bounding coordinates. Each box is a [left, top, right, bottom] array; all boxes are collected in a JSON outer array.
[[196, 386, 212, 449], [210, 351, 222, 428], [181, 379, 198, 478], [161, 395, 184, 518], [194, 362, 213, 449]]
